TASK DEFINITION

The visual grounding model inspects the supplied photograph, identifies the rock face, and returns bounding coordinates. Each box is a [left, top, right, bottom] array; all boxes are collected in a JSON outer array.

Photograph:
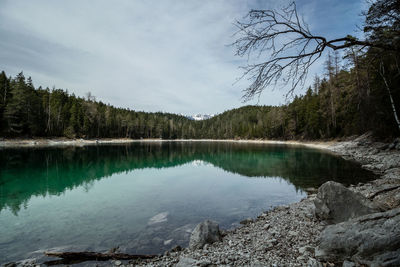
[[189, 220, 222, 250], [315, 208, 400, 266], [314, 181, 380, 223]]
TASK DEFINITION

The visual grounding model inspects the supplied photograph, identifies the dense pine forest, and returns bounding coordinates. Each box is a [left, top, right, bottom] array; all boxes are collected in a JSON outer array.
[[0, 0, 399, 140], [0, 51, 398, 140], [0, 71, 193, 139]]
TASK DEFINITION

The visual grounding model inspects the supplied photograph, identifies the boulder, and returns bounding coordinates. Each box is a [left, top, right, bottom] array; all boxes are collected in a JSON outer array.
[[315, 208, 400, 266], [189, 220, 222, 250], [314, 181, 380, 223]]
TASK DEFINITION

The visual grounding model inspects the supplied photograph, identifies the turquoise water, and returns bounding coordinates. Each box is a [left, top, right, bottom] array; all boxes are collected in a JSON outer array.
[[0, 142, 375, 264]]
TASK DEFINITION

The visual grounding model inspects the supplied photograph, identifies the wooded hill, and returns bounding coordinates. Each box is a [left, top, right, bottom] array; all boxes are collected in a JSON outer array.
[[0, 52, 398, 140]]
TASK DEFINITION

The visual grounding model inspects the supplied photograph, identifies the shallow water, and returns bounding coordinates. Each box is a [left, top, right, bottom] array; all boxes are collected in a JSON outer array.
[[0, 142, 375, 263]]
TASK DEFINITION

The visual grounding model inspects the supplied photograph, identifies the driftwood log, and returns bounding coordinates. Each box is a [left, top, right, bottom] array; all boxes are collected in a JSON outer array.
[[44, 251, 157, 265]]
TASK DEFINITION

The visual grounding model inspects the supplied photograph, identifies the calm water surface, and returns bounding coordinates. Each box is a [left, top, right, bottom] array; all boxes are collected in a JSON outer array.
[[0, 142, 375, 263]]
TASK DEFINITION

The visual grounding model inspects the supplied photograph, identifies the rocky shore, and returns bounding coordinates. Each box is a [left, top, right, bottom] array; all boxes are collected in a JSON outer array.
[[119, 134, 400, 267]]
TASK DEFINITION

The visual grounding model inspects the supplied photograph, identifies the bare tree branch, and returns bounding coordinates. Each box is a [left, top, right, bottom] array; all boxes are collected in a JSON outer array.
[[233, 1, 397, 101]]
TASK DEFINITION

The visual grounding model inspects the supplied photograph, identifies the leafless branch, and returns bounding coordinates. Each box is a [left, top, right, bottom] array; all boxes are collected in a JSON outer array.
[[233, 1, 395, 101]]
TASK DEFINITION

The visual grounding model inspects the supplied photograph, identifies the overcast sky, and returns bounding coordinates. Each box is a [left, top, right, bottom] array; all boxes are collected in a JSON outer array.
[[0, 0, 366, 115]]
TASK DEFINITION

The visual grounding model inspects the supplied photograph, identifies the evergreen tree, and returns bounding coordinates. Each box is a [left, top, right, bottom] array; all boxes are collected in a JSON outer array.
[[0, 71, 10, 134], [4, 72, 29, 135]]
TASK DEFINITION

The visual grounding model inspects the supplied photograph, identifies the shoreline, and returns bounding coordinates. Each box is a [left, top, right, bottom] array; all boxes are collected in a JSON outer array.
[[0, 137, 335, 151], [5, 135, 400, 266]]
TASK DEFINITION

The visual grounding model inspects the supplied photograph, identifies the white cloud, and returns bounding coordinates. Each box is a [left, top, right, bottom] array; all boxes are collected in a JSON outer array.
[[0, 0, 364, 114]]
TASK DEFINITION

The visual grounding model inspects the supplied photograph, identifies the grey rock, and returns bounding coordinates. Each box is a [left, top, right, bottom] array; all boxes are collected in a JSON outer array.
[[176, 256, 197, 267], [367, 249, 400, 267], [383, 156, 400, 169], [263, 223, 270, 230], [342, 261, 355, 267], [388, 138, 400, 150], [288, 230, 297, 236], [114, 260, 122, 266], [265, 238, 278, 249], [315, 208, 400, 266], [197, 260, 212, 267], [296, 255, 307, 261], [387, 143, 396, 150], [304, 187, 318, 194], [314, 181, 381, 223], [268, 238, 278, 244], [171, 245, 182, 252], [396, 142, 400, 150], [240, 218, 253, 225], [299, 245, 315, 255], [306, 258, 323, 267], [189, 220, 222, 250], [275, 205, 289, 211], [382, 168, 400, 179], [220, 229, 228, 236]]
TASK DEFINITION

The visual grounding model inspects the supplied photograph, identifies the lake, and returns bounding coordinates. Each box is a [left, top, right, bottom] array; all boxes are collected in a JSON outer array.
[[0, 141, 376, 264]]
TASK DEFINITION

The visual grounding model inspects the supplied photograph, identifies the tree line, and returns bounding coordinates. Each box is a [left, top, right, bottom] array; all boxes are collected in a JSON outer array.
[[0, 52, 398, 140], [0, 72, 194, 139], [0, 0, 398, 140]]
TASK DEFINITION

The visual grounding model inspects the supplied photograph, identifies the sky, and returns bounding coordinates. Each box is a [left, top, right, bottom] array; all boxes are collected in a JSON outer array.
[[0, 0, 366, 115]]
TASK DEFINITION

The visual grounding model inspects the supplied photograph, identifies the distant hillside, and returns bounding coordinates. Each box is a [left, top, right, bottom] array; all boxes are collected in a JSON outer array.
[[0, 64, 398, 140]]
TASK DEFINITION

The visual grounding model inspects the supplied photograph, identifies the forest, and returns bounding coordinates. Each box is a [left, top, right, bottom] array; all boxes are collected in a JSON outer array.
[[0, 52, 398, 140], [0, 0, 399, 140]]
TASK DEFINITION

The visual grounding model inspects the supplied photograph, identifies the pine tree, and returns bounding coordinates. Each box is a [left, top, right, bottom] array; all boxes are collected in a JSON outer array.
[[0, 71, 10, 134], [4, 72, 29, 135]]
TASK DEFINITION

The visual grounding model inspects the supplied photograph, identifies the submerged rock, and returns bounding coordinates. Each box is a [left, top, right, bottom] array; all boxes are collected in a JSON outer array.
[[314, 181, 380, 223], [147, 212, 169, 225], [189, 220, 222, 250], [315, 207, 400, 266]]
